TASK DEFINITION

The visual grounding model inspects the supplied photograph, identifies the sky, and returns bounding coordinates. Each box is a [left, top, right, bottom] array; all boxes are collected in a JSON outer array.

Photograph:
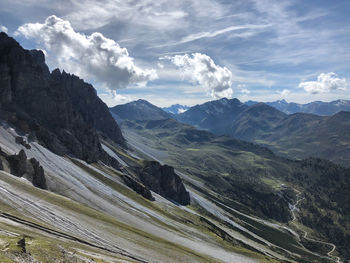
[[0, 0, 349, 107]]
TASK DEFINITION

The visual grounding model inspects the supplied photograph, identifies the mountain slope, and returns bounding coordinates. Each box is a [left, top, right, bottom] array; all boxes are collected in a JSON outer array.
[[257, 111, 350, 166], [0, 124, 264, 263], [176, 98, 248, 134], [229, 103, 287, 141], [110, 99, 172, 121]]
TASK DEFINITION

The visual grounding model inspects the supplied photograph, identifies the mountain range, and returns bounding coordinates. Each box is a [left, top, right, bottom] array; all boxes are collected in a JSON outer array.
[[172, 98, 350, 167], [162, 98, 350, 117], [115, 98, 350, 167], [245, 99, 350, 115], [1, 32, 350, 262]]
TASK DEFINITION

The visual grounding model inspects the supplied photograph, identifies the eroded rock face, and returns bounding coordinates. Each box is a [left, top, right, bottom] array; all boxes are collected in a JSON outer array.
[[139, 161, 190, 205], [0, 32, 125, 165], [123, 174, 154, 201], [1, 148, 47, 189]]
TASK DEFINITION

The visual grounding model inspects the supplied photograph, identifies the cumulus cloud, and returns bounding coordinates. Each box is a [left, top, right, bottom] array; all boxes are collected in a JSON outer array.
[[98, 90, 132, 107], [237, 84, 250, 97], [299, 72, 347, 94], [240, 88, 250, 96], [279, 89, 290, 96], [165, 53, 233, 99], [15, 15, 157, 90], [0, 25, 8, 33]]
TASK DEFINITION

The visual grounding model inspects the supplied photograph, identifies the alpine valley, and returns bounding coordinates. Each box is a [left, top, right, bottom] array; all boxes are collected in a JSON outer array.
[[1, 32, 350, 263]]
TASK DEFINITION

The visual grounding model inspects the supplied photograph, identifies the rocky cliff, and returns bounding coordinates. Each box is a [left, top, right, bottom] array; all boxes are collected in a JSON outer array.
[[139, 161, 190, 205], [0, 32, 125, 164]]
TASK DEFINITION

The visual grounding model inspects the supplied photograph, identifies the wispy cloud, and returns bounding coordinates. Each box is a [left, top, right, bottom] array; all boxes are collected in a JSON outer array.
[[148, 24, 271, 49]]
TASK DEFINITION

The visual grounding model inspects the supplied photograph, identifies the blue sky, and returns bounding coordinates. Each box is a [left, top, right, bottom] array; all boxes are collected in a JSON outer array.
[[1, 0, 349, 107]]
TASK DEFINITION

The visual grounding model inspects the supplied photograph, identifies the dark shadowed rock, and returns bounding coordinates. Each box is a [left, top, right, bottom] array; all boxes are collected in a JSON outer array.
[[123, 174, 154, 201], [139, 161, 190, 205], [29, 158, 47, 189], [7, 149, 28, 177]]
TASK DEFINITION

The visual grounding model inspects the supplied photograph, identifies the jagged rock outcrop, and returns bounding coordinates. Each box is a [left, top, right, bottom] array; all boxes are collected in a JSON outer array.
[[1, 148, 47, 189], [0, 32, 125, 165], [123, 174, 154, 201], [139, 161, 190, 205]]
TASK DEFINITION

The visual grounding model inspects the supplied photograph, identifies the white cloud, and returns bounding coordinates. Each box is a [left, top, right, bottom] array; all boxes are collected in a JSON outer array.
[[299, 72, 347, 94], [98, 90, 132, 107], [56, 0, 191, 31], [165, 53, 233, 99], [15, 15, 157, 90], [178, 107, 187, 113], [0, 25, 8, 33], [151, 24, 271, 48], [279, 89, 290, 96], [240, 88, 250, 96]]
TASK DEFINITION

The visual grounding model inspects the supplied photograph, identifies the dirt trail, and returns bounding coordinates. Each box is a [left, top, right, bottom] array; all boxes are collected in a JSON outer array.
[[290, 189, 341, 263]]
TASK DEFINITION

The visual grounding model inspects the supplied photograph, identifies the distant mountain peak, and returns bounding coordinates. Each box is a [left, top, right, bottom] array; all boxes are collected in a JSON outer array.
[[135, 99, 150, 104], [111, 99, 171, 121], [162, 104, 189, 114]]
